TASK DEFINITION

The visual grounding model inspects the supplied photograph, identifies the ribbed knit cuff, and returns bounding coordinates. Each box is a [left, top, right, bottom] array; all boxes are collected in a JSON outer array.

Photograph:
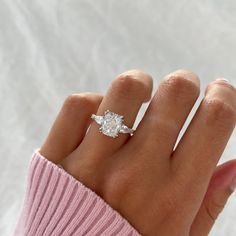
[[13, 151, 141, 236]]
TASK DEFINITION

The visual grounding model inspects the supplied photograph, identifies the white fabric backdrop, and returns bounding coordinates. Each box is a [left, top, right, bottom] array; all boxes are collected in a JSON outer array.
[[0, 0, 236, 235]]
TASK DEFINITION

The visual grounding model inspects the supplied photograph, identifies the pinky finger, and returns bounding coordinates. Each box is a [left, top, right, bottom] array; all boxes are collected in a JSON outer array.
[[40, 93, 103, 164], [190, 159, 236, 236]]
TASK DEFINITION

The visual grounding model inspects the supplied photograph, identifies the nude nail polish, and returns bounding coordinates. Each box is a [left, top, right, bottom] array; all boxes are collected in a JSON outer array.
[[205, 77, 235, 96], [216, 78, 229, 82], [216, 78, 236, 91], [230, 175, 236, 192]]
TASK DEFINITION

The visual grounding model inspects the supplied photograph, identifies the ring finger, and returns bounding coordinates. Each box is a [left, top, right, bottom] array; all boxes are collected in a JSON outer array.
[[63, 70, 153, 169]]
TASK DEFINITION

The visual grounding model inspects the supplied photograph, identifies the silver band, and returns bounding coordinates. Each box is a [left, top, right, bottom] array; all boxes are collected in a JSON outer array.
[[91, 110, 135, 138]]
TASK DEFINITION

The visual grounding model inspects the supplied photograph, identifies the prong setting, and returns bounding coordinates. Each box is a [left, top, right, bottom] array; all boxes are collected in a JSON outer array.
[[91, 110, 134, 138]]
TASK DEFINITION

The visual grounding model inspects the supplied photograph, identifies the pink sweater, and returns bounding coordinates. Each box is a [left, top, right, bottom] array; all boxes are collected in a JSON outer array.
[[13, 151, 140, 236]]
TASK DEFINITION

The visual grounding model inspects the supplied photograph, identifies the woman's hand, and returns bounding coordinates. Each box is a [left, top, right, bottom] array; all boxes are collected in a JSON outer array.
[[40, 69, 236, 236]]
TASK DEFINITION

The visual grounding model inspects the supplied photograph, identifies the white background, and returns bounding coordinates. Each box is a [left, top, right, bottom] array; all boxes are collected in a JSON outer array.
[[0, 1, 236, 235]]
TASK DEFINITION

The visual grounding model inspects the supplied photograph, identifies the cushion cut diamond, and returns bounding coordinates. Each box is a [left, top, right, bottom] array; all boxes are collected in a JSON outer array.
[[100, 110, 123, 138]]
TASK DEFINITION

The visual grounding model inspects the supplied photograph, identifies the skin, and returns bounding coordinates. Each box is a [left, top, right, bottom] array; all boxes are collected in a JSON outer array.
[[40, 69, 236, 236]]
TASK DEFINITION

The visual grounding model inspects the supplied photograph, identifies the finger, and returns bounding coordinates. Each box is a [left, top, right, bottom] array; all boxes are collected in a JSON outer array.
[[190, 160, 236, 236], [40, 93, 103, 164], [172, 79, 236, 208], [63, 70, 153, 170], [129, 69, 200, 159]]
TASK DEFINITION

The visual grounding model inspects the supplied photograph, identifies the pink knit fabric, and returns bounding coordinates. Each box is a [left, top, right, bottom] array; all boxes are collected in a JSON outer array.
[[13, 151, 141, 236]]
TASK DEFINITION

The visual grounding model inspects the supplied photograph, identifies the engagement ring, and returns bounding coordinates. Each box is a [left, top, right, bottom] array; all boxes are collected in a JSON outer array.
[[91, 110, 135, 138]]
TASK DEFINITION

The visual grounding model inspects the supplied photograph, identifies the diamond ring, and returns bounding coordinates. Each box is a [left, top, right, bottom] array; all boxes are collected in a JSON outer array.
[[91, 110, 135, 138]]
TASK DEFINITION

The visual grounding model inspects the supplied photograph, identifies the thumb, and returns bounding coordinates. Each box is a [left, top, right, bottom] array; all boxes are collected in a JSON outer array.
[[190, 159, 236, 236]]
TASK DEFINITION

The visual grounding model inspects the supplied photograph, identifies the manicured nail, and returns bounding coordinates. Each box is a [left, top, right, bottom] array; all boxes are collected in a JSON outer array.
[[216, 78, 229, 83], [230, 175, 236, 192], [205, 77, 234, 96]]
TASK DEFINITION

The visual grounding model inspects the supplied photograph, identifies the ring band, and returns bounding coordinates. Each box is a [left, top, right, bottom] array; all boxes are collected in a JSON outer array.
[[91, 110, 135, 138]]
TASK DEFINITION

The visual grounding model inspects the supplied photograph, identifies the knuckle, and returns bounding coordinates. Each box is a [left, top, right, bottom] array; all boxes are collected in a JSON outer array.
[[111, 74, 145, 98], [160, 75, 199, 101], [202, 98, 236, 126], [101, 171, 134, 208], [102, 178, 125, 204], [63, 93, 92, 111]]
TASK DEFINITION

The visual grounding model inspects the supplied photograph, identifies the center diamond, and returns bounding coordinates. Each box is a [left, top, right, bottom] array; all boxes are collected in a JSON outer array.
[[100, 110, 123, 138]]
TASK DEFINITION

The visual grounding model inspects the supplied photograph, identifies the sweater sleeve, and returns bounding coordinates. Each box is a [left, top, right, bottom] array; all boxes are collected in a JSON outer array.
[[13, 151, 141, 236]]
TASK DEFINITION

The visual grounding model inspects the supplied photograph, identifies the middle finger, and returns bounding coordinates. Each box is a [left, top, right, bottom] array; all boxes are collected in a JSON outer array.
[[128, 70, 200, 160]]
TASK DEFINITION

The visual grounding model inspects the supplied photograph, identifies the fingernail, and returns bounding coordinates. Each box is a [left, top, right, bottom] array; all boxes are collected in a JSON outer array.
[[205, 77, 234, 96], [215, 78, 236, 91], [230, 175, 236, 192], [216, 78, 229, 83]]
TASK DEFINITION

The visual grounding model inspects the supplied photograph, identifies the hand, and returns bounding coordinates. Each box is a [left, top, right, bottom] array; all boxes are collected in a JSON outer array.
[[40, 69, 236, 236]]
